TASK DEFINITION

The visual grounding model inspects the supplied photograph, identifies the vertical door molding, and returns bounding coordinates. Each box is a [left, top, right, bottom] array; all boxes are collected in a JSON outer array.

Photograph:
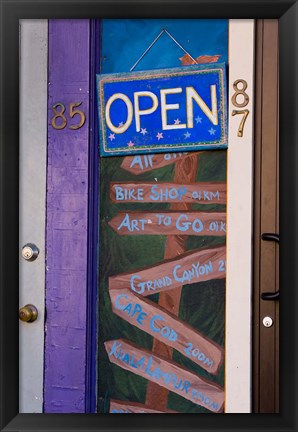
[[19, 19, 48, 413], [253, 19, 279, 413], [44, 19, 91, 413], [226, 19, 255, 413]]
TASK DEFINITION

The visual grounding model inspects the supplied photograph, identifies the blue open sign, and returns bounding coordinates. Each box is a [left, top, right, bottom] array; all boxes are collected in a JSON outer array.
[[97, 64, 227, 156]]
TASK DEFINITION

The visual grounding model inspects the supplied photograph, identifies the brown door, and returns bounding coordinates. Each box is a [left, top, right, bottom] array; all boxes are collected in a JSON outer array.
[[254, 19, 279, 413]]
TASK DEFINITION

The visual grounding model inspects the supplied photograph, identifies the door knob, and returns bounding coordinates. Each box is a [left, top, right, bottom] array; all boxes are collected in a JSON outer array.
[[19, 304, 38, 322]]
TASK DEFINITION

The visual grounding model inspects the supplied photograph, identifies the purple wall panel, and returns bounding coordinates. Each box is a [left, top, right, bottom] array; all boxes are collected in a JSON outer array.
[[44, 19, 90, 413]]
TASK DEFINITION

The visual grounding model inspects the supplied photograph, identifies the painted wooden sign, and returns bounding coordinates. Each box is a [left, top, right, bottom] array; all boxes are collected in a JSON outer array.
[[110, 182, 226, 204], [97, 64, 227, 156], [105, 339, 224, 413], [98, 18, 228, 415], [109, 288, 224, 374], [108, 211, 226, 236], [110, 399, 178, 414], [109, 245, 226, 295], [121, 152, 202, 175]]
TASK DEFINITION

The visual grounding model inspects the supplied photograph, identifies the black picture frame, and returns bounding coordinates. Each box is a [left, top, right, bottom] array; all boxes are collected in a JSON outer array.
[[0, 1, 297, 431]]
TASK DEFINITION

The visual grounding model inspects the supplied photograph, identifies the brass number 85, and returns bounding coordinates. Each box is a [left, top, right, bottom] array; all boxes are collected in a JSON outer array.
[[231, 79, 249, 138], [51, 102, 86, 130]]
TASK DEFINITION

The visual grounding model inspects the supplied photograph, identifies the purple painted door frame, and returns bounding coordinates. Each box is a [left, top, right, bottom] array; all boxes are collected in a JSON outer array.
[[44, 19, 98, 413]]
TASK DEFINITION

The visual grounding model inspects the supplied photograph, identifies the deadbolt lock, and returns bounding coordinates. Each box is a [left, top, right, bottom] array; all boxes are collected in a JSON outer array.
[[22, 243, 39, 261], [262, 316, 273, 328], [19, 304, 38, 323]]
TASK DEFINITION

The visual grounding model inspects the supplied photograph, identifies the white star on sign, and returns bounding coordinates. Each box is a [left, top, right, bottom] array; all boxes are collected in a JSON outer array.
[[118, 121, 124, 127], [156, 132, 163, 141], [108, 133, 115, 141], [127, 141, 134, 147], [195, 115, 202, 124], [174, 119, 181, 125], [208, 128, 216, 135], [140, 128, 148, 135], [184, 131, 191, 138]]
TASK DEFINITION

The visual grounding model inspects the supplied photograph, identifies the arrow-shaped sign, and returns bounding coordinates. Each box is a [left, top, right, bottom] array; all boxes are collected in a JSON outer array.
[[105, 339, 224, 413], [108, 211, 226, 236], [109, 288, 224, 374], [109, 245, 226, 296], [110, 181, 226, 204], [120, 152, 202, 175]]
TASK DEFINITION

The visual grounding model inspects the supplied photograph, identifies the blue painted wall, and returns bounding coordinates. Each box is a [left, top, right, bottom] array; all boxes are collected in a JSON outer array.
[[101, 19, 228, 73]]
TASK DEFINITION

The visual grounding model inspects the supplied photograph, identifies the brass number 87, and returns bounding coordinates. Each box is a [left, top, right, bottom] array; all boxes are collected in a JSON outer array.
[[231, 79, 249, 138]]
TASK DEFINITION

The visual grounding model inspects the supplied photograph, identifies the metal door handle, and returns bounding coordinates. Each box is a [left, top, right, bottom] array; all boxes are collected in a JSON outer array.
[[261, 232, 279, 301], [261, 291, 279, 301], [261, 233, 279, 243]]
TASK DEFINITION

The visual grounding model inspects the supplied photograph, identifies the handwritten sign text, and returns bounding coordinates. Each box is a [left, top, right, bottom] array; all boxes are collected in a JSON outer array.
[[109, 245, 226, 296], [109, 211, 226, 236], [110, 288, 224, 374], [105, 339, 224, 412], [110, 182, 226, 204]]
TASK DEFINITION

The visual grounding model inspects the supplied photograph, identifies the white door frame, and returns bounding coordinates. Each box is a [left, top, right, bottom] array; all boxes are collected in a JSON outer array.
[[19, 19, 48, 413], [225, 19, 255, 413]]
